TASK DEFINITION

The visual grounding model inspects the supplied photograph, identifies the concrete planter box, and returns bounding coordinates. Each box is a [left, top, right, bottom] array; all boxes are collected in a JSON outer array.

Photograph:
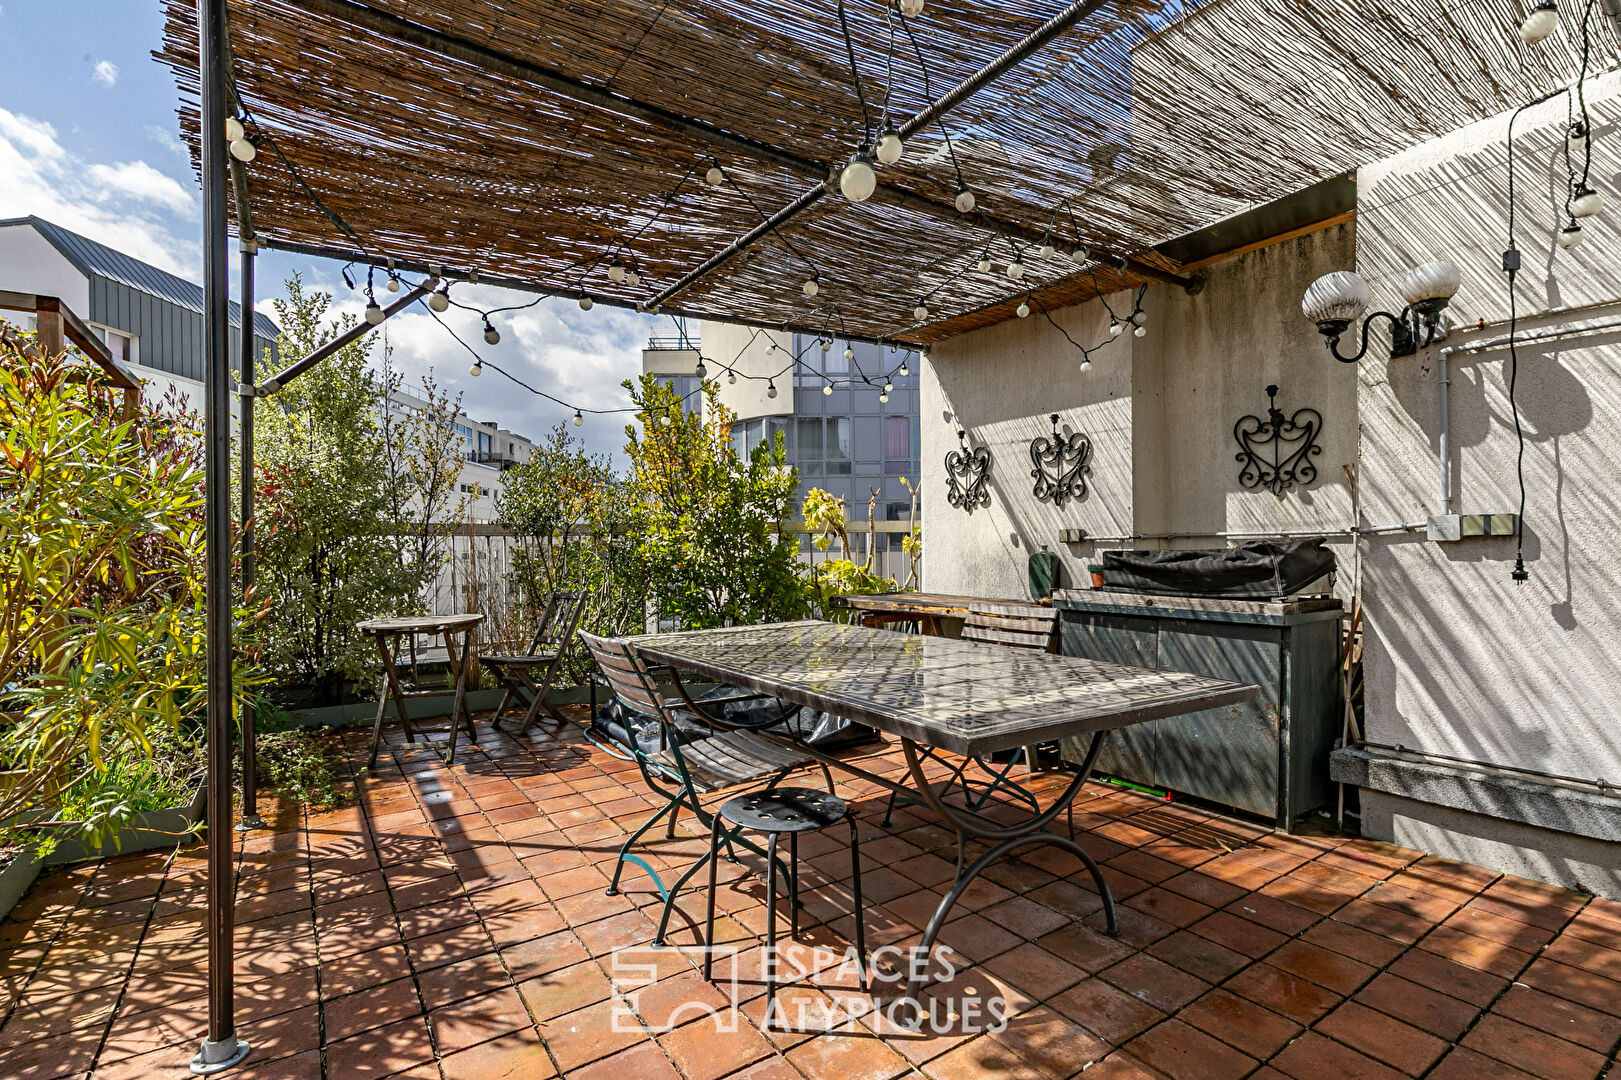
[[0, 784, 204, 923], [0, 850, 44, 924]]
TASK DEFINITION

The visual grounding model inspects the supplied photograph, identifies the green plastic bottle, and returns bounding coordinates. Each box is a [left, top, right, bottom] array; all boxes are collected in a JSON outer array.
[[1028, 545, 1061, 600]]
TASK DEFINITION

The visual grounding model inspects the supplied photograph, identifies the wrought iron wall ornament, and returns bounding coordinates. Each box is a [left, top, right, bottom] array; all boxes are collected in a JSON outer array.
[[1030, 413, 1092, 508], [1234, 385, 1323, 495], [945, 429, 991, 512]]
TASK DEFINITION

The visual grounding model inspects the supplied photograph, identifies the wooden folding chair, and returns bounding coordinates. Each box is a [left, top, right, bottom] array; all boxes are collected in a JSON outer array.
[[481, 590, 588, 736]]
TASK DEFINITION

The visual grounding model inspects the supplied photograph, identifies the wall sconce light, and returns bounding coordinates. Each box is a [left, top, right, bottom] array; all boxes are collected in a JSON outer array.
[[1301, 261, 1460, 362]]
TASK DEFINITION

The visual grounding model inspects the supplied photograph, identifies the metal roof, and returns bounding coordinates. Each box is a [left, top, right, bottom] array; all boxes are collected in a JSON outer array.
[[3, 216, 280, 340]]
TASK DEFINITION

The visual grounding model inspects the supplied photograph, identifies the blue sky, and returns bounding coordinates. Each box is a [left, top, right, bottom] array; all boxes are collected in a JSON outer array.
[[0, 1, 653, 458]]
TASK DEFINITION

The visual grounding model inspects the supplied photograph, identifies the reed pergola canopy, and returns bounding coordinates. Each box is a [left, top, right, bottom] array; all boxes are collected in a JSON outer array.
[[157, 0, 1619, 344]]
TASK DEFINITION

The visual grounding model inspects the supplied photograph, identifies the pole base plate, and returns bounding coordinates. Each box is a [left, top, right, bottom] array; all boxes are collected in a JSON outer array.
[[189, 1037, 250, 1075], [234, 815, 266, 833]]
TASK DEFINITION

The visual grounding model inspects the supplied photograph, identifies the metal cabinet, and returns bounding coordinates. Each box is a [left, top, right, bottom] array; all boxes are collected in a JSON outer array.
[[1055, 591, 1343, 830]]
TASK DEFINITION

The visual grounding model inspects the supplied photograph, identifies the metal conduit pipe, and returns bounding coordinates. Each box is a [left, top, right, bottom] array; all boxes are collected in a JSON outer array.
[[1435, 311, 1621, 520], [1069, 522, 1427, 544]]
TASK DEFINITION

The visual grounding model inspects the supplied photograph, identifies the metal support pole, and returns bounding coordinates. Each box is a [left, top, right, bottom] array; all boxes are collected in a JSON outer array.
[[236, 237, 264, 833], [192, 0, 250, 1072]]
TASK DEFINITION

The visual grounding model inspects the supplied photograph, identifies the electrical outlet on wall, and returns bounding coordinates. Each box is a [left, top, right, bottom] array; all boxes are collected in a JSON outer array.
[[1426, 513, 1519, 542]]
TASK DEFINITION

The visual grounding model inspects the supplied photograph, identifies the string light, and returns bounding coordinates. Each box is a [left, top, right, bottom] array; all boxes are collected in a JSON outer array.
[[767, 380, 778, 398], [626, 269, 641, 288], [705, 164, 724, 186], [879, 390, 890, 403], [572, 409, 584, 427], [1006, 260, 1026, 281], [727, 369, 737, 384], [843, 345, 855, 360], [898, 0, 924, 16], [898, 359, 909, 376], [228, 133, 257, 163], [1572, 184, 1603, 217], [469, 359, 483, 377], [913, 302, 930, 321], [954, 185, 976, 213], [579, 296, 594, 310], [823, 383, 834, 396], [839, 151, 878, 202], [1109, 317, 1123, 336], [1558, 221, 1585, 248], [976, 256, 992, 273], [1039, 239, 1056, 260], [821, 338, 832, 353], [1079, 357, 1092, 373], [1520, 0, 1559, 42], [224, 116, 244, 141], [660, 413, 673, 427], [1016, 299, 1030, 318], [803, 277, 820, 298], [427, 286, 451, 312], [883, 381, 893, 393], [876, 127, 905, 165], [695, 358, 708, 379], [365, 298, 384, 325], [608, 261, 627, 284], [482, 319, 500, 345], [385, 274, 400, 293]]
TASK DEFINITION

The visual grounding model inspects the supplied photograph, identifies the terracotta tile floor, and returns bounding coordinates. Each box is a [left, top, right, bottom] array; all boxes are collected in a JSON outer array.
[[2, 710, 1620, 1080]]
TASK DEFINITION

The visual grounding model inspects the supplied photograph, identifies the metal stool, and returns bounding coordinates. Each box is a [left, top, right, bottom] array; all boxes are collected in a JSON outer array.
[[701, 786, 868, 1015]]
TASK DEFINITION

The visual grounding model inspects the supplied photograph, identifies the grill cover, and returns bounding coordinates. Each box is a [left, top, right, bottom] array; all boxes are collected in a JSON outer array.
[[1100, 538, 1335, 599]]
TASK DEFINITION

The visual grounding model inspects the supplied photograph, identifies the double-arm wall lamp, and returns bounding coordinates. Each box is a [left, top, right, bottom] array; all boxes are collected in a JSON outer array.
[[1302, 261, 1461, 362]]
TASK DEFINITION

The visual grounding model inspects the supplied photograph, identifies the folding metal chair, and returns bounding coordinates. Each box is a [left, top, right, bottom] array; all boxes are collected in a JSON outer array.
[[578, 630, 822, 945], [481, 590, 588, 736]]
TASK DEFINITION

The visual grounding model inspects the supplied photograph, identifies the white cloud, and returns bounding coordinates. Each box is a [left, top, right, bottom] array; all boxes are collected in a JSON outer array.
[[145, 124, 189, 160], [0, 107, 197, 278], [92, 60, 119, 88], [297, 277, 652, 461], [88, 160, 196, 216]]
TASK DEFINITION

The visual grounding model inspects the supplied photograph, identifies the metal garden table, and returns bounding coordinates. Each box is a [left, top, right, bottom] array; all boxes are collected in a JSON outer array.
[[627, 619, 1257, 1010], [358, 613, 483, 767]]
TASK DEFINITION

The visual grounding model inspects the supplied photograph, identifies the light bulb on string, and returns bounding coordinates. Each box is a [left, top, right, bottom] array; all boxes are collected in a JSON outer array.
[[572, 410, 584, 427], [225, 116, 245, 142], [898, 0, 925, 17], [579, 296, 594, 310], [483, 319, 500, 345], [803, 278, 819, 298], [823, 383, 834, 396], [1016, 299, 1030, 318], [898, 359, 909, 376], [976, 257, 992, 273], [954, 186, 976, 213], [1006, 260, 1026, 281], [843, 346, 854, 360], [766, 342, 776, 355], [876, 127, 905, 165], [695, 359, 708, 380], [228, 135, 257, 162], [1134, 324, 1147, 338], [365, 299, 384, 325], [726, 369, 737, 384], [608, 261, 626, 284], [1558, 222, 1585, 249], [767, 380, 778, 399], [1109, 317, 1123, 336], [883, 381, 893, 394], [385, 274, 400, 293], [839, 151, 877, 202], [469, 360, 483, 377], [1039, 238, 1056, 260], [705, 164, 724, 186], [913, 302, 930, 322], [1572, 185, 1603, 218], [879, 391, 889, 404], [626, 269, 641, 288], [660, 413, 673, 427], [427, 287, 450, 313], [1519, 0, 1558, 42], [820, 338, 831, 353], [1079, 358, 1092, 373]]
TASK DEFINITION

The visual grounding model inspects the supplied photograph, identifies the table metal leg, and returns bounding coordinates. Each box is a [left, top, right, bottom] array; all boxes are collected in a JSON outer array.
[[893, 730, 1116, 1022]]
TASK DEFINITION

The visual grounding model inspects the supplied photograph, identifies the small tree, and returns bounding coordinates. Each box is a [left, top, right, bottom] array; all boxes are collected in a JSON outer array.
[[496, 425, 648, 675], [623, 375, 804, 629], [378, 357, 468, 589], [253, 275, 424, 701]]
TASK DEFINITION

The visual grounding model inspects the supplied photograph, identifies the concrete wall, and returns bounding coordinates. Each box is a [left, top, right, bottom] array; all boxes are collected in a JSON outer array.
[[921, 222, 1359, 599], [1355, 73, 1621, 784], [699, 321, 793, 421]]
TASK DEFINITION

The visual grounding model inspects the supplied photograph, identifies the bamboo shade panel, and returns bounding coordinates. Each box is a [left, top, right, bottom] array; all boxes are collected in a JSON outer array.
[[156, 0, 1619, 344]]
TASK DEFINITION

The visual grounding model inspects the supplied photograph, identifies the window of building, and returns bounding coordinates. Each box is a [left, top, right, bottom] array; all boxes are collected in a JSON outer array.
[[825, 417, 851, 474], [99, 328, 133, 364], [884, 416, 910, 471]]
